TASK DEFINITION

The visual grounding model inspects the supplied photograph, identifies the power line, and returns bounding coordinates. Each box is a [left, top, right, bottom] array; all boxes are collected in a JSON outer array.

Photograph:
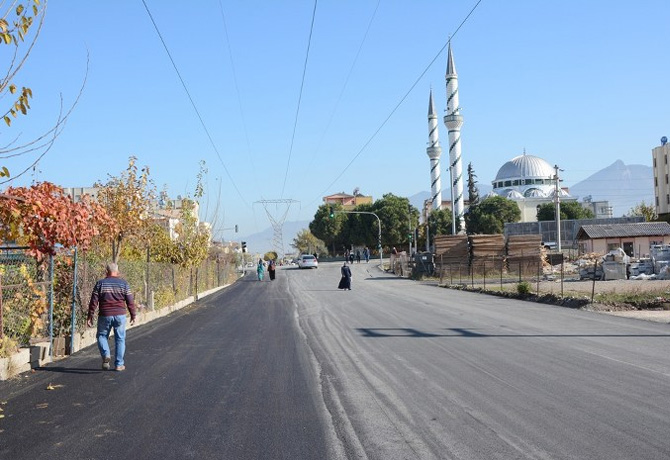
[[217, 0, 256, 172], [309, 0, 484, 206], [306, 0, 381, 170], [280, 0, 319, 199], [141, 0, 248, 207]]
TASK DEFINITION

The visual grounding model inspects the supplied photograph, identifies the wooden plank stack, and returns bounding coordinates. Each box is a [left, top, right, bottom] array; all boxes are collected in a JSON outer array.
[[434, 235, 468, 262], [469, 234, 506, 273], [506, 234, 542, 276]]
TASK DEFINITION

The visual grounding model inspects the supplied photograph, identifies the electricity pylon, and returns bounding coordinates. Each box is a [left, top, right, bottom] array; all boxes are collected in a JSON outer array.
[[255, 199, 299, 259]]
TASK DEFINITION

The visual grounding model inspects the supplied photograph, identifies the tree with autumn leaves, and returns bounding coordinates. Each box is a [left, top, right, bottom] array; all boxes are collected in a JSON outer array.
[[94, 157, 156, 263], [0, 181, 116, 258]]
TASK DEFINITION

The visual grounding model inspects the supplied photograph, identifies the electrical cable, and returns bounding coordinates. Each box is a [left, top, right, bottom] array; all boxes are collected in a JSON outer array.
[[306, 0, 381, 170], [217, 0, 256, 172], [140, 0, 249, 207], [280, 0, 319, 199], [308, 0, 483, 207]]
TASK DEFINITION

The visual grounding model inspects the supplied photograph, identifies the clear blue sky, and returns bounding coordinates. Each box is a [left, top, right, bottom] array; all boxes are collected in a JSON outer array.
[[4, 0, 669, 241]]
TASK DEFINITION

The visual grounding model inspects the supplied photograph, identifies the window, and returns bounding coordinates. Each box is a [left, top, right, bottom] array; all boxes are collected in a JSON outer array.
[[666, 194, 669, 204], [512, 180, 520, 186], [655, 158, 657, 168], [607, 243, 620, 251], [504, 180, 511, 187], [655, 177, 659, 187], [525, 179, 533, 185], [666, 174, 668, 184], [656, 196, 660, 206], [535, 179, 543, 184]]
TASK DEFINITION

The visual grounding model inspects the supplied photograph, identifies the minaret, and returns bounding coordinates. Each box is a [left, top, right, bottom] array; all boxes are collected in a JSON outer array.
[[443, 42, 466, 233], [426, 89, 442, 212]]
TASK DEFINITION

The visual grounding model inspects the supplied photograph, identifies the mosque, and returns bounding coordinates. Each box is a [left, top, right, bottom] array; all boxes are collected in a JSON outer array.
[[422, 45, 608, 226], [489, 152, 577, 222]]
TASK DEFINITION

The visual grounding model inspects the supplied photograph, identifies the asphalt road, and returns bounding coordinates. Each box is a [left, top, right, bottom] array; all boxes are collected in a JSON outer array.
[[2, 261, 670, 459]]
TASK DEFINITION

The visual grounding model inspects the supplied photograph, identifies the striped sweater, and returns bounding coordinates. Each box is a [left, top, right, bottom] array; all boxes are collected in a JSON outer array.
[[87, 276, 137, 320]]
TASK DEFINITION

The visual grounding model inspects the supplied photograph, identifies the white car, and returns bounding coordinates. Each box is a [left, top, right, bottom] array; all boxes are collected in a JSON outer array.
[[298, 254, 318, 269]]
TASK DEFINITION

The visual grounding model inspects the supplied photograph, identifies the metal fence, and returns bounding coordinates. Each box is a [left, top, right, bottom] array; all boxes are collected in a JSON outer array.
[[0, 246, 235, 358]]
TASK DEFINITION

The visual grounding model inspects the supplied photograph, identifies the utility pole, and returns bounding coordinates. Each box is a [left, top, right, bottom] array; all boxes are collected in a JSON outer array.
[[553, 164, 562, 252]]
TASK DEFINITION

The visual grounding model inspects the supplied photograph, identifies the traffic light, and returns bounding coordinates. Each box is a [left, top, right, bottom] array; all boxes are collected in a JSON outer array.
[[241, 241, 247, 253], [329, 206, 335, 218]]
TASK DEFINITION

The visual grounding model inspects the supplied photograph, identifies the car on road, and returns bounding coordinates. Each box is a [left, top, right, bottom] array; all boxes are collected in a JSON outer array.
[[297, 254, 318, 269]]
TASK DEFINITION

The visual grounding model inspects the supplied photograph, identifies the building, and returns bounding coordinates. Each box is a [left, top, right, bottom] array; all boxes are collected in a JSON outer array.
[[490, 153, 577, 222], [652, 136, 670, 215], [64, 186, 206, 242], [581, 196, 613, 219], [576, 222, 670, 257], [323, 190, 373, 210]]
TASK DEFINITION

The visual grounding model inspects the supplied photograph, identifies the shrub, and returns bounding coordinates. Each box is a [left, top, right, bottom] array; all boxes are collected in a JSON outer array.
[[517, 281, 531, 296]]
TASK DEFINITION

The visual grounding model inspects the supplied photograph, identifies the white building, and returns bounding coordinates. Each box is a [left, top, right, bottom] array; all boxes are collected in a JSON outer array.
[[490, 153, 576, 223]]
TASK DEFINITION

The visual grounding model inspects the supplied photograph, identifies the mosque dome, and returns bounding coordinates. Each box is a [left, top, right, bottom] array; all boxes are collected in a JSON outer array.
[[524, 188, 547, 198], [494, 154, 554, 182], [505, 190, 524, 200]]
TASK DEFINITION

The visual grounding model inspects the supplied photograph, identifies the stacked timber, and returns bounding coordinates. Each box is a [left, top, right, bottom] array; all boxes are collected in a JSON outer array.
[[506, 234, 542, 276], [469, 234, 505, 273], [433, 235, 469, 277], [434, 235, 468, 261]]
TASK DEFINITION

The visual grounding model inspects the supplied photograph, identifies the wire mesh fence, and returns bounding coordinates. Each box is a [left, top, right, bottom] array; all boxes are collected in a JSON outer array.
[[1, 245, 236, 357], [0, 247, 50, 348]]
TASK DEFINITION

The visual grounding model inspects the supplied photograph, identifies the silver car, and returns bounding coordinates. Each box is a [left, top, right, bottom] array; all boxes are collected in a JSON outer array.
[[298, 254, 318, 269]]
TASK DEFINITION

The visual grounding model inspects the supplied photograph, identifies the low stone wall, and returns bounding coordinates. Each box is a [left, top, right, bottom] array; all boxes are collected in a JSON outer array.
[[0, 283, 230, 381]]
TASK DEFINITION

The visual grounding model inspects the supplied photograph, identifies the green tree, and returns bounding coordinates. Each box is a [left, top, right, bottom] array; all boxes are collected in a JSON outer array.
[[427, 208, 453, 237], [309, 203, 345, 254], [342, 202, 379, 247], [151, 162, 210, 269], [536, 201, 594, 221], [371, 193, 419, 249], [263, 251, 278, 261], [291, 229, 327, 256], [467, 162, 480, 206], [466, 195, 521, 234], [628, 201, 657, 222]]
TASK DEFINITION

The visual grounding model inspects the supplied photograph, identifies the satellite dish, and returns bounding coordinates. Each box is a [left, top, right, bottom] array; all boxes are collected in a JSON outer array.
[[662, 136, 668, 146], [353, 187, 360, 196]]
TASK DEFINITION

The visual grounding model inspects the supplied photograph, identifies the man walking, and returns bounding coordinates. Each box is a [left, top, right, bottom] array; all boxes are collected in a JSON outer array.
[[87, 263, 136, 371]]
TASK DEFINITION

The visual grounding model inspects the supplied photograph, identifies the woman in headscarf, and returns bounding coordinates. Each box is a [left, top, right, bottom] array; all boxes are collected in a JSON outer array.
[[257, 258, 265, 281], [338, 261, 352, 290], [268, 259, 276, 280]]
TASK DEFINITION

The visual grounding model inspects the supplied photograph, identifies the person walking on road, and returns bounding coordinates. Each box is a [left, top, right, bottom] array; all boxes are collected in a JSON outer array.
[[257, 258, 265, 281], [338, 261, 352, 290], [268, 259, 276, 280], [356, 250, 361, 264], [87, 263, 136, 371], [363, 247, 370, 263]]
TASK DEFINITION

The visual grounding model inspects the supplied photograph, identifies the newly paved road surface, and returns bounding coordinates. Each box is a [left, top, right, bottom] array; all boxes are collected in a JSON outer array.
[[2, 261, 670, 459]]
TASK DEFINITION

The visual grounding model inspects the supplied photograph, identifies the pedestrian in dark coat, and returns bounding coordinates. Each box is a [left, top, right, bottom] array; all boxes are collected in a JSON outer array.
[[338, 262, 352, 290], [268, 259, 276, 280]]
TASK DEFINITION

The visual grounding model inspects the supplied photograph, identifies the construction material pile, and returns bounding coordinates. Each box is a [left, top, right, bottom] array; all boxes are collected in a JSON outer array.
[[507, 234, 542, 276]]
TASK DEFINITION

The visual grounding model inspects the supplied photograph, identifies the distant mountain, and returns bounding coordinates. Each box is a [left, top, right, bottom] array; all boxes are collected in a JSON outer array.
[[569, 160, 653, 216], [240, 220, 311, 256]]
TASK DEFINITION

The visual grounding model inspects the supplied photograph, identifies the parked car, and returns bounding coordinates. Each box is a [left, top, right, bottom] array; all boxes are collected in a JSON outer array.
[[298, 254, 318, 269]]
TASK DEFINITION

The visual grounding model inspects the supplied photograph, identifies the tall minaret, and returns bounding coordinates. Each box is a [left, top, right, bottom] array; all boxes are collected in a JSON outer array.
[[426, 89, 442, 212], [443, 42, 466, 233]]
